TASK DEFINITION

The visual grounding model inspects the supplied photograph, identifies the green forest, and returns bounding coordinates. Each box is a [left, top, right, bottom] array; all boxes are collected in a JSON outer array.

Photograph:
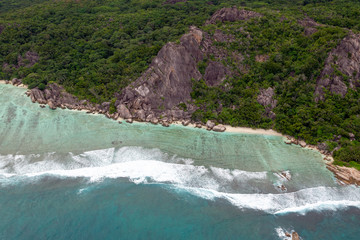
[[1, 0, 360, 168]]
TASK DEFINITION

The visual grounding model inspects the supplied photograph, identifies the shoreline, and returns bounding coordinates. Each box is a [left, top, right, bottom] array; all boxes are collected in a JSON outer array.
[[0, 80, 28, 89], [1, 80, 359, 185], [0, 80, 282, 136]]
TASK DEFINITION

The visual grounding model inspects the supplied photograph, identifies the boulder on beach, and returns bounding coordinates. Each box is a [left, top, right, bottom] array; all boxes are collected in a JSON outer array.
[[213, 124, 226, 132], [48, 100, 57, 110], [182, 119, 191, 126], [206, 120, 215, 129], [299, 140, 306, 147], [117, 104, 132, 119]]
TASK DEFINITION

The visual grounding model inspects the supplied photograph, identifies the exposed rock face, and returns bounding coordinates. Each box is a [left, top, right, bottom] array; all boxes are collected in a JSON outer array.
[[23, 25, 235, 129], [315, 32, 360, 101], [17, 51, 39, 68], [30, 88, 47, 104], [326, 163, 360, 185], [11, 78, 22, 86], [206, 7, 262, 25], [298, 17, 321, 36], [257, 87, 277, 119], [163, 0, 187, 4], [255, 54, 269, 63], [213, 29, 235, 43], [117, 104, 132, 119], [115, 26, 206, 122], [349, 132, 355, 141], [3, 51, 39, 70], [204, 61, 229, 86], [29, 83, 92, 111]]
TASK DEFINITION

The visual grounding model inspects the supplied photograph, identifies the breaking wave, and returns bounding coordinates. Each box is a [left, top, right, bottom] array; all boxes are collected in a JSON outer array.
[[0, 146, 359, 215]]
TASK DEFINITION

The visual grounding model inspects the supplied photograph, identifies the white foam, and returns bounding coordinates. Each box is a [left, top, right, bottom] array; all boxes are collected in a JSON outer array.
[[275, 227, 294, 240], [274, 200, 360, 215], [1, 147, 360, 215], [180, 185, 360, 214], [210, 167, 267, 181], [0, 146, 193, 175]]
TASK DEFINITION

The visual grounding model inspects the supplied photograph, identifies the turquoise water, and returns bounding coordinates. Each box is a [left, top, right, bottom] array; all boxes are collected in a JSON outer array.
[[0, 84, 360, 239]]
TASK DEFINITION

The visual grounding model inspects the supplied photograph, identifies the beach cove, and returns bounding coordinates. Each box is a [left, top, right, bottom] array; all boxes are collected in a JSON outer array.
[[0, 83, 360, 239]]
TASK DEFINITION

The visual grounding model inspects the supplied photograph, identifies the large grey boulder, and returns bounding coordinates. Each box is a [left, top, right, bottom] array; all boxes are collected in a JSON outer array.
[[213, 124, 226, 132], [117, 104, 132, 119], [206, 120, 215, 129], [30, 88, 47, 104]]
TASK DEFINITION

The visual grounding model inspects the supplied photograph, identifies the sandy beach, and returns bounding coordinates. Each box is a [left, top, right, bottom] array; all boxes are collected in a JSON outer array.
[[0, 80, 28, 89]]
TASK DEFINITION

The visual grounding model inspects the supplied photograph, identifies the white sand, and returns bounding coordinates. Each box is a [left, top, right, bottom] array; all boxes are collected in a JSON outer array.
[[171, 121, 283, 136], [223, 125, 283, 136], [0, 80, 28, 89]]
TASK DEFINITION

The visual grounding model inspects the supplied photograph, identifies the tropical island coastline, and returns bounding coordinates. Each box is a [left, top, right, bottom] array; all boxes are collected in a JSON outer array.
[[2, 79, 359, 186]]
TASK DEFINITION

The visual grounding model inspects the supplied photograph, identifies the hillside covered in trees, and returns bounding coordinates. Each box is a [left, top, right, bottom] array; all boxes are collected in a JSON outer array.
[[1, 0, 360, 168]]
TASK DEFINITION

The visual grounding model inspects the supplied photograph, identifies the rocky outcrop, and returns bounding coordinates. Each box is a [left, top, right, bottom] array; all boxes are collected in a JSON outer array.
[[29, 83, 93, 111], [3, 51, 39, 70], [17, 51, 39, 68], [326, 164, 360, 185], [11, 78, 22, 86], [206, 120, 215, 130], [298, 17, 321, 36], [255, 54, 269, 63], [206, 7, 262, 25], [114, 25, 234, 124], [204, 61, 229, 86], [115, 27, 203, 123], [20, 25, 233, 132], [257, 87, 277, 120], [163, 0, 187, 4], [292, 231, 300, 240], [213, 29, 235, 43], [315, 32, 360, 101], [213, 124, 226, 132]]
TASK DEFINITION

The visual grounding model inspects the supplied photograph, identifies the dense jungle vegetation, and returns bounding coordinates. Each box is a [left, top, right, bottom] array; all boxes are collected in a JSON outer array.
[[1, 0, 360, 166]]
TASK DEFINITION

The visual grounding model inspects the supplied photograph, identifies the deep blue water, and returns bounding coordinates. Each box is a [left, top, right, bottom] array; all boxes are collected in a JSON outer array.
[[0, 84, 360, 239], [1, 177, 359, 240]]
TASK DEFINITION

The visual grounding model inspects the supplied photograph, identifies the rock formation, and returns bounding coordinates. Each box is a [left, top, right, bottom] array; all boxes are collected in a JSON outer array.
[[29, 83, 94, 111], [326, 163, 360, 185], [115, 26, 204, 123], [204, 61, 229, 86], [17, 51, 39, 68], [257, 87, 277, 120], [20, 23, 235, 131], [213, 29, 235, 43], [315, 32, 360, 101], [298, 17, 321, 36], [206, 6, 262, 25], [292, 231, 300, 240], [212, 124, 226, 132], [163, 0, 187, 4]]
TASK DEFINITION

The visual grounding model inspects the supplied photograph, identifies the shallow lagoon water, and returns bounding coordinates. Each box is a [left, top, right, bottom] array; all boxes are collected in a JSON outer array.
[[0, 84, 359, 239]]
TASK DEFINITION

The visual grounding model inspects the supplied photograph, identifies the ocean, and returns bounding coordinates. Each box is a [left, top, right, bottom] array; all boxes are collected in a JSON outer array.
[[0, 84, 359, 239]]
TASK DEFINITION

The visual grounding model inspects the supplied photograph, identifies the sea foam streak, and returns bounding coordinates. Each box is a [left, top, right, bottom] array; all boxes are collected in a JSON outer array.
[[1, 147, 359, 215]]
